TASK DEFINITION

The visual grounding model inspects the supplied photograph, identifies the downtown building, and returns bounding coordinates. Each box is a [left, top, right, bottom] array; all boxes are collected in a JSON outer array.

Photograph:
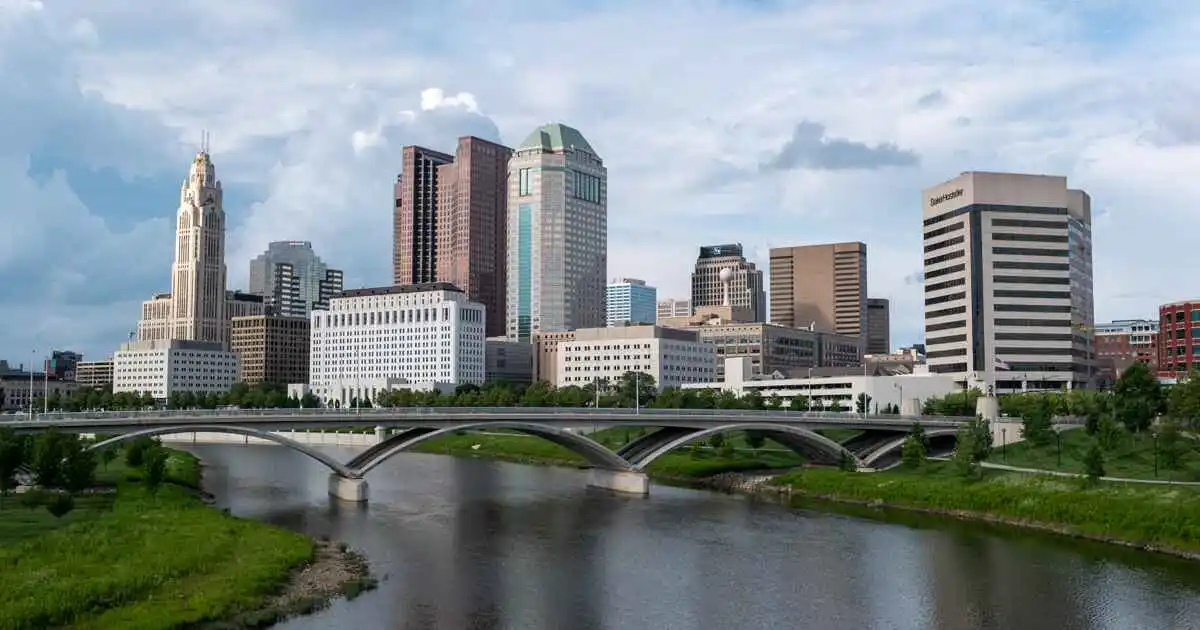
[[122, 147, 239, 397], [921, 171, 1095, 392], [769, 241, 868, 338], [691, 244, 766, 323], [248, 241, 343, 318], [606, 278, 657, 326], [866, 298, 891, 355], [1094, 318, 1157, 386], [656, 298, 692, 320], [555, 324, 718, 391], [1157, 301, 1199, 381], [506, 123, 607, 341], [393, 137, 513, 337], [307, 283, 486, 406]]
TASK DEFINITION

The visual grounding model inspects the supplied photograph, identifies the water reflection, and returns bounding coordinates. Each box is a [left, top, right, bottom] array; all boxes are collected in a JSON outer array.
[[187, 445, 1200, 630]]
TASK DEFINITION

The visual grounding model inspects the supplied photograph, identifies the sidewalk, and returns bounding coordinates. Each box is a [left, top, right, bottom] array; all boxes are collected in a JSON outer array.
[[931, 457, 1200, 486]]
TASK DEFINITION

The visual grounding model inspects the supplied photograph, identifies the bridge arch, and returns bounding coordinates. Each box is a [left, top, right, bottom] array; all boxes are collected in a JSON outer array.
[[859, 428, 959, 468], [351, 422, 633, 476], [627, 423, 859, 469], [87, 425, 357, 478]]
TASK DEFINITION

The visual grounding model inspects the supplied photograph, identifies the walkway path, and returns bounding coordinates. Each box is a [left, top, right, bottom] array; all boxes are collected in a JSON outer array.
[[929, 457, 1200, 486]]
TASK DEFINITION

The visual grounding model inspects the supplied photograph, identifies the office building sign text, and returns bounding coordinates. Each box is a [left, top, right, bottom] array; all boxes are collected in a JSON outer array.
[[930, 188, 964, 207]]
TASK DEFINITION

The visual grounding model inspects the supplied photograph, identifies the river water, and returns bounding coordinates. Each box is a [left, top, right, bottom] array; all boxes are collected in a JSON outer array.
[[190, 444, 1200, 630]]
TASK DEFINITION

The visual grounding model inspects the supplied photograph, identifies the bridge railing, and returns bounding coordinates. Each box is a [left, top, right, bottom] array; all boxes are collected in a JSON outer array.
[[6, 406, 980, 426]]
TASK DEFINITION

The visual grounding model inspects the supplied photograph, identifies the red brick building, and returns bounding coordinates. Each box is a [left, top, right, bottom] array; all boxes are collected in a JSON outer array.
[[1158, 300, 1200, 380], [1094, 319, 1158, 386]]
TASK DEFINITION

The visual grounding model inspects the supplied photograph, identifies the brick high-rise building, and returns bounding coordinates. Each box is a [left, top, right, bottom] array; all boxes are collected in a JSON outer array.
[[1157, 301, 1199, 381], [394, 146, 454, 285], [393, 138, 512, 337], [436, 137, 513, 337], [769, 242, 867, 338], [229, 314, 311, 385]]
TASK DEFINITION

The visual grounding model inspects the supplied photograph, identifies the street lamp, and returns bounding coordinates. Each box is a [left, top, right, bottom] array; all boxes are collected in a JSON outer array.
[[27, 349, 35, 420], [635, 372, 641, 415], [893, 382, 904, 415], [1002, 428, 1007, 462], [1056, 431, 1062, 467]]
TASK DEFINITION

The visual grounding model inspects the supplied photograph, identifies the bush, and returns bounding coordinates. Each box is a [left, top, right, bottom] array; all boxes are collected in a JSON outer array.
[[44, 493, 74, 519]]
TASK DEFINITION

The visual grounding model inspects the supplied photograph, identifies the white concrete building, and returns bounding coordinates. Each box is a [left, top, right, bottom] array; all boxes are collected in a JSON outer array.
[[922, 171, 1095, 393], [556, 325, 717, 391], [506, 123, 608, 341], [656, 298, 692, 320], [684, 357, 958, 413], [309, 283, 486, 406], [112, 339, 239, 399]]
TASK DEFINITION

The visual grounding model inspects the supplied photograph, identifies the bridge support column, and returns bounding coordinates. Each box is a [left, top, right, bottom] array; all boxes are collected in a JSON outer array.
[[587, 469, 650, 496], [374, 426, 389, 442], [328, 474, 369, 503]]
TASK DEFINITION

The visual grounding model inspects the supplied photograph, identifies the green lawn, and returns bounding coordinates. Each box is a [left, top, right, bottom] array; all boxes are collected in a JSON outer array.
[[411, 426, 806, 478], [774, 464, 1200, 554], [996, 429, 1200, 481], [0, 450, 316, 630]]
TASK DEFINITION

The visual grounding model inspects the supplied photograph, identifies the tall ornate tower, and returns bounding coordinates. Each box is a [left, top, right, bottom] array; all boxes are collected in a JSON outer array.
[[169, 138, 228, 345]]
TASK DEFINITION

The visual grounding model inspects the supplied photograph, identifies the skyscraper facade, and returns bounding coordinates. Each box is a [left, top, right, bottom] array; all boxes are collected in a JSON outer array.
[[606, 278, 657, 326], [435, 137, 513, 338], [248, 241, 343, 318], [393, 146, 454, 285], [690, 244, 766, 322], [161, 149, 228, 345], [921, 171, 1094, 391], [769, 242, 867, 337], [506, 124, 608, 341], [866, 297, 891, 354]]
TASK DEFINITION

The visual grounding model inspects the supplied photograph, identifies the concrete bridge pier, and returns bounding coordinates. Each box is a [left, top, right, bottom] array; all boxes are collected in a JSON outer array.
[[328, 474, 369, 502], [587, 469, 650, 496]]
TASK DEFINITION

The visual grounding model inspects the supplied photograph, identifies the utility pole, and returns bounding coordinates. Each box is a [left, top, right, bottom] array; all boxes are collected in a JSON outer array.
[[635, 373, 641, 415]]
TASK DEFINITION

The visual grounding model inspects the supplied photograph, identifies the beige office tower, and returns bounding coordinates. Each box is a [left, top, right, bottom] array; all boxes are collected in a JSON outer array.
[[922, 171, 1094, 392], [170, 147, 228, 343], [138, 144, 228, 346], [506, 123, 607, 341], [690, 244, 766, 322], [769, 242, 867, 338]]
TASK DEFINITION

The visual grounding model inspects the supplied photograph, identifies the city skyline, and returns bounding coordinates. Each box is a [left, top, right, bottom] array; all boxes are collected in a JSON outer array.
[[2, 1, 1196, 359]]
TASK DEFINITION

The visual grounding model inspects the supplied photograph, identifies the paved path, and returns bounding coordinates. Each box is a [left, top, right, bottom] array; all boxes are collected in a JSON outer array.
[[930, 457, 1200, 486]]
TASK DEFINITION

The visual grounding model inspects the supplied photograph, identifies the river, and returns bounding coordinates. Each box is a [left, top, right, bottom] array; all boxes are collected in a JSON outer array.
[[190, 444, 1200, 630]]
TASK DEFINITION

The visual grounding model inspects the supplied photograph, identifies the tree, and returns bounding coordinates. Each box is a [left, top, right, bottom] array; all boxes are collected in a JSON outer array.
[[744, 430, 766, 450], [1166, 370, 1200, 431], [740, 389, 765, 410], [1021, 396, 1055, 446], [1157, 420, 1185, 471], [144, 447, 169, 494], [99, 447, 117, 470], [32, 430, 70, 488], [788, 395, 810, 412], [618, 371, 657, 408], [1112, 362, 1163, 433], [855, 393, 873, 415], [839, 451, 857, 472], [952, 426, 980, 479], [0, 428, 27, 506], [708, 433, 726, 449], [1083, 442, 1106, 482], [1095, 414, 1124, 451], [60, 440, 97, 493], [125, 437, 156, 468], [901, 434, 927, 469]]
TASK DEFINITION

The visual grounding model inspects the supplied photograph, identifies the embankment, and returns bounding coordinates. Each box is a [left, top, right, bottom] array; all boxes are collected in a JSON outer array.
[[0, 449, 376, 630]]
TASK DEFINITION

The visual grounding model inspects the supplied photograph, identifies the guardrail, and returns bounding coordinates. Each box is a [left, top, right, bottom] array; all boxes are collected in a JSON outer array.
[[1, 406, 981, 426]]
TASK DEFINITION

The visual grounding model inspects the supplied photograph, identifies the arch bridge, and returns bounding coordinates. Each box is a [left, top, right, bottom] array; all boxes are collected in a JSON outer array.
[[7, 407, 989, 502]]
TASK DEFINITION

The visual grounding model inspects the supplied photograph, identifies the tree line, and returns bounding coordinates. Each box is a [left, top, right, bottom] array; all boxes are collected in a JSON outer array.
[[0, 427, 174, 518], [41, 372, 902, 414]]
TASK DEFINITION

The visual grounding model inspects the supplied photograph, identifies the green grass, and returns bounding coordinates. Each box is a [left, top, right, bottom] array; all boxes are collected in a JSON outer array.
[[410, 427, 806, 478], [773, 464, 1200, 554], [0, 450, 316, 630], [997, 430, 1200, 481]]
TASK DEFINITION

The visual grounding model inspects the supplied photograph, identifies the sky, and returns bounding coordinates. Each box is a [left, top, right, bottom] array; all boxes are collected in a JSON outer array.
[[1, 0, 1198, 363]]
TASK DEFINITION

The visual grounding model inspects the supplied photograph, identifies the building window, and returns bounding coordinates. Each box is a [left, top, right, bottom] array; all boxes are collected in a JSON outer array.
[[518, 168, 532, 196]]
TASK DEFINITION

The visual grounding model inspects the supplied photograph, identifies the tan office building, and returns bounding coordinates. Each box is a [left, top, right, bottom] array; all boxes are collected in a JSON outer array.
[[769, 242, 867, 338], [921, 171, 1094, 391], [230, 315, 311, 385]]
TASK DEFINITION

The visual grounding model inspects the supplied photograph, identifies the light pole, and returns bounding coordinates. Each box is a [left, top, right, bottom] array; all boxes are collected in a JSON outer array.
[[43, 353, 49, 414], [1001, 428, 1007, 462], [27, 349, 35, 420], [1055, 431, 1062, 467], [635, 372, 641, 415], [893, 382, 904, 415], [1153, 432, 1159, 478]]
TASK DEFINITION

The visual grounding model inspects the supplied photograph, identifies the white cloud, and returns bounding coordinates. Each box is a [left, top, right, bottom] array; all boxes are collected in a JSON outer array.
[[2, 0, 1200, 359]]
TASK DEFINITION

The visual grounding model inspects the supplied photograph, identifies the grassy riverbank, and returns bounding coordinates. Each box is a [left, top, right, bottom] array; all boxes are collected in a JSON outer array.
[[0, 449, 362, 630], [771, 464, 1200, 556], [996, 429, 1200, 481], [411, 428, 805, 479]]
